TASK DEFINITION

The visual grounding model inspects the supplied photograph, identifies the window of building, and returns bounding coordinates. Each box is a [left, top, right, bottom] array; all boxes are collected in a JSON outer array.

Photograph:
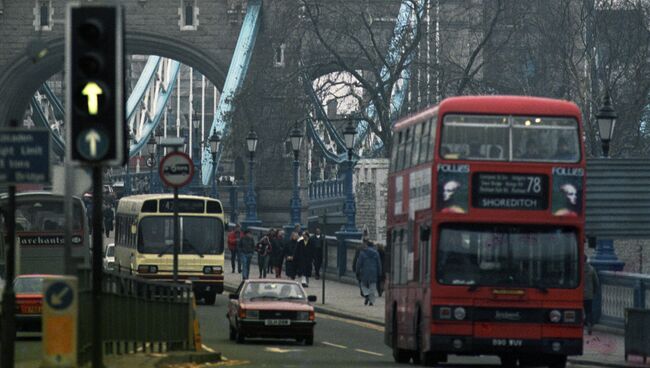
[[274, 43, 286, 67], [34, 0, 53, 31], [178, 0, 199, 31]]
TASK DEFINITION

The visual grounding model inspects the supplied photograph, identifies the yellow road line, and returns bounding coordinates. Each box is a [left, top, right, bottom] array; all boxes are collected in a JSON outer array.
[[318, 313, 385, 332], [355, 348, 384, 357], [322, 341, 347, 349]]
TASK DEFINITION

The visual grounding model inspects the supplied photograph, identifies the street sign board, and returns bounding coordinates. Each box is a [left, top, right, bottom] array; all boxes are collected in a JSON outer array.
[[42, 277, 78, 368], [0, 129, 50, 185], [159, 152, 194, 188]]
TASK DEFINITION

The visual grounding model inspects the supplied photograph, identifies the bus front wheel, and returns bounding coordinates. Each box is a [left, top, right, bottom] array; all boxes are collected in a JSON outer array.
[[204, 291, 217, 305]]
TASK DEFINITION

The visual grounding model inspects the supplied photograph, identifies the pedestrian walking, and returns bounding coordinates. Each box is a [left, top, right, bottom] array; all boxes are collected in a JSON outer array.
[[256, 230, 273, 278], [355, 239, 382, 306], [284, 232, 298, 280], [227, 224, 242, 273], [102, 204, 114, 238], [239, 229, 256, 280], [294, 230, 313, 287], [271, 230, 285, 278], [583, 257, 600, 335], [352, 240, 368, 297], [310, 228, 325, 279]]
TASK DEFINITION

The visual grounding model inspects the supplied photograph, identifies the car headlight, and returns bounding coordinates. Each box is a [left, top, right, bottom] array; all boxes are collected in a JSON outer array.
[[137, 265, 158, 274], [107, 261, 115, 270], [453, 307, 466, 320], [203, 266, 223, 274], [549, 310, 562, 323], [297, 311, 310, 320], [245, 310, 259, 319]]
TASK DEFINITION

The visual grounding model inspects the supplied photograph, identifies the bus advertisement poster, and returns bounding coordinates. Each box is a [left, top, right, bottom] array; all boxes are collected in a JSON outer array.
[[552, 167, 584, 217], [437, 164, 469, 214]]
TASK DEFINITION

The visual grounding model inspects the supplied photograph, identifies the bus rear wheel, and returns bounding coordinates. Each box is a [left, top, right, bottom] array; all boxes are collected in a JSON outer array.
[[392, 313, 410, 363], [204, 291, 216, 305]]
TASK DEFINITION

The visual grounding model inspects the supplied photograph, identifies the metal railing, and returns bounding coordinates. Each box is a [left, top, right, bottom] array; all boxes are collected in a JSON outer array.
[[309, 179, 345, 201], [597, 271, 650, 330], [77, 268, 194, 364]]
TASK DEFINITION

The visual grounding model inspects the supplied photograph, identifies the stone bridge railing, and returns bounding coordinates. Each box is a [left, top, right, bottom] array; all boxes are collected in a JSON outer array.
[[308, 179, 345, 201]]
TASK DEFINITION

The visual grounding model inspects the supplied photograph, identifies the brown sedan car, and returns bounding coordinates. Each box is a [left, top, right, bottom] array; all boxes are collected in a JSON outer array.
[[227, 279, 317, 345]]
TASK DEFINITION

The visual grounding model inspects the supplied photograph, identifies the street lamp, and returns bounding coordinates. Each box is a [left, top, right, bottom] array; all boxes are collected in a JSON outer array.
[[191, 114, 201, 195], [124, 132, 134, 195], [242, 129, 261, 228], [342, 119, 357, 231], [597, 91, 617, 158], [209, 132, 221, 198], [147, 134, 157, 193], [289, 123, 303, 227]]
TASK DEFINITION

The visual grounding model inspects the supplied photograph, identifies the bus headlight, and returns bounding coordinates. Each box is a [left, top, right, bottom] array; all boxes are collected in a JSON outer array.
[[549, 310, 562, 323], [137, 265, 158, 274], [203, 266, 223, 274], [453, 307, 466, 320]]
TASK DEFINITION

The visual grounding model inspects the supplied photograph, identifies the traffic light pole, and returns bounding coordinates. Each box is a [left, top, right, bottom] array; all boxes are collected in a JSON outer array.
[[91, 167, 103, 368]]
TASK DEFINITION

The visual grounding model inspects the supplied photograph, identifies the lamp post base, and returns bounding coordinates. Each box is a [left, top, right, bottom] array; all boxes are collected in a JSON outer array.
[[334, 230, 363, 277], [590, 239, 625, 272]]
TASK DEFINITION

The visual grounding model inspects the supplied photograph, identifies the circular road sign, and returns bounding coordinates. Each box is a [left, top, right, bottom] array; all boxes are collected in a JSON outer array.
[[159, 151, 194, 188], [45, 281, 74, 311]]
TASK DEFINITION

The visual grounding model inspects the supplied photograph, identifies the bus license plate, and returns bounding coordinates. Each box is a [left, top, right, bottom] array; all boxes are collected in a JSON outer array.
[[264, 319, 290, 326], [492, 339, 523, 347]]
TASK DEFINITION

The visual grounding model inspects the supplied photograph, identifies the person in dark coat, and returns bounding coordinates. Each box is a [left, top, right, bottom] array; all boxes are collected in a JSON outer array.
[[270, 230, 285, 278], [355, 240, 382, 306], [255, 230, 272, 278], [284, 232, 299, 280], [294, 230, 313, 287], [102, 204, 114, 238], [310, 228, 325, 279], [352, 240, 368, 297]]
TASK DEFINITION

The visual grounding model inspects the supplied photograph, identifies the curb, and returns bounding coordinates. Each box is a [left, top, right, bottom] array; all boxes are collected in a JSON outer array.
[[155, 352, 222, 367]]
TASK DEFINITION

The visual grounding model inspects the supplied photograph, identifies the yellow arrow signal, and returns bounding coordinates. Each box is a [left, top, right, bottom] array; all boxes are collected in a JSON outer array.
[[82, 82, 103, 115]]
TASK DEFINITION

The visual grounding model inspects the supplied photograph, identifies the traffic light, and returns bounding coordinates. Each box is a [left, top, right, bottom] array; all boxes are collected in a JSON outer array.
[[66, 3, 124, 166]]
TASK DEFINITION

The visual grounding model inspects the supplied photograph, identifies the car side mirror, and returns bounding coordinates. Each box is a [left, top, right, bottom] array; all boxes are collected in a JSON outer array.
[[229, 293, 239, 300], [307, 295, 317, 302]]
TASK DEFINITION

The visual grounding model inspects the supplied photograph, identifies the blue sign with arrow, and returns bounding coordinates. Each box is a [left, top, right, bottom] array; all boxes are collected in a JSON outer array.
[[45, 281, 74, 311]]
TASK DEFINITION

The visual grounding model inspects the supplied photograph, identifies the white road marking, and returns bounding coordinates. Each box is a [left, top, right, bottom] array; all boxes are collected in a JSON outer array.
[[202, 344, 216, 353], [322, 341, 347, 349], [265, 347, 303, 353], [355, 348, 384, 357]]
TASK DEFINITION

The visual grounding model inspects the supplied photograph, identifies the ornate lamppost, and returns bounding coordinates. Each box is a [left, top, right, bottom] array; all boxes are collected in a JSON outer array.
[[124, 132, 133, 195], [342, 120, 358, 232], [209, 132, 221, 199], [592, 91, 624, 272], [242, 129, 261, 228], [289, 123, 303, 227], [147, 134, 158, 193]]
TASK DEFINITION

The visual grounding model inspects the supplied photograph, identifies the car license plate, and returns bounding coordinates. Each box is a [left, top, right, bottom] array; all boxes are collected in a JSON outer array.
[[21, 305, 41, 314], [492, 339, 523, 347], [264, 319, 290, 326]]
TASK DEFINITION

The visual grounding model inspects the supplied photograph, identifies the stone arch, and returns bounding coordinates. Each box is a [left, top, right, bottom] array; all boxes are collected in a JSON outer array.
[[0, 31, 229, 127]]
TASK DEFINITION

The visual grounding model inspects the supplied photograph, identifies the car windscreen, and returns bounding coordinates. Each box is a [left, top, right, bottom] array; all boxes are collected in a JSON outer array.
[[242, 282, 306, 300], [138, 216, 224, 255], [436, 224, 579, 289], [105, 246, 115, 257], [14, 277, 45, 293]]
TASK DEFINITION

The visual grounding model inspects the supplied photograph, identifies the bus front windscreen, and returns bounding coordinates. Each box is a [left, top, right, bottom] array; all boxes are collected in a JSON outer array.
[[436, 224, 579, 289], [138, 216, 224, 256]]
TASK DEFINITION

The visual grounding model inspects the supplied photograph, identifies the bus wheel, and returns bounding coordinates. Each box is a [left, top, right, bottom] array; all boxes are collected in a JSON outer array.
[[415, 311, 440, 366], [499, 355, 518, 367], [204, 292, 216, 305], [392, 313, 410, 363]]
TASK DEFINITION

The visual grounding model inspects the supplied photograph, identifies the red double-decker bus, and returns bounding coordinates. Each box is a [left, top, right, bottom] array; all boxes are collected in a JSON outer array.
[[385, 96, 585, 368]]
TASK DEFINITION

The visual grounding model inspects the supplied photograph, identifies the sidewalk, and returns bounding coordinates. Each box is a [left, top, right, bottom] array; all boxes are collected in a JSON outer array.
[[224, 269, 644, 368]]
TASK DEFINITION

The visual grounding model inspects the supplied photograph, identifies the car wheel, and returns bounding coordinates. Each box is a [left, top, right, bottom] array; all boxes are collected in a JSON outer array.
[[204, 292, 216, 305], [235, 328, 245, 344], [304, 334, 314, 346], [229, 326, 236, 341]]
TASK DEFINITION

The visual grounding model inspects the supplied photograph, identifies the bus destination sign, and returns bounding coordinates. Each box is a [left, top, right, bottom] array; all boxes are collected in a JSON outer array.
[[472, 172, 548, 210]]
